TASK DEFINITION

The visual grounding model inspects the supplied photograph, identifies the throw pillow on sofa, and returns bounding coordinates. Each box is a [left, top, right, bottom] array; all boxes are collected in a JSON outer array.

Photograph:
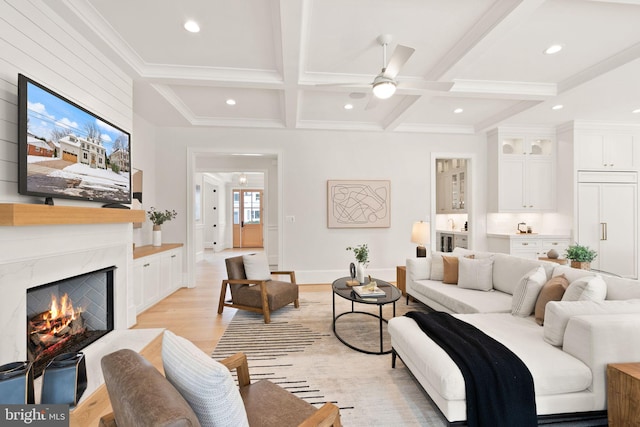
[[534, 274, 569, 325], [511, 266, 547, 317], [457, 256, 493, 291], [430, 252, 445, 281], [562, 275, 607, 302], [442, 256, 459, 284], [442, 254, 474, 284], [242, 253, 271, 280], [162, 330, 250, 427]]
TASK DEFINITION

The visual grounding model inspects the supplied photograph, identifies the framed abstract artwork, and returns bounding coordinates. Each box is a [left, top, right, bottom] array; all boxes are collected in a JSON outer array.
[[327, 180, 390, 228]]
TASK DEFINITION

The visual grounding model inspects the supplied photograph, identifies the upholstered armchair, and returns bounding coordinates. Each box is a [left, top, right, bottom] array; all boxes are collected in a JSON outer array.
[[218, 254, 299, 323]]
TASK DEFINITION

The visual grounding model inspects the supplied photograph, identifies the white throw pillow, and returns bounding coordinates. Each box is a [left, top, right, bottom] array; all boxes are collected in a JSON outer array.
[[407, 257, 431, 282], [242, 253, 271, 280], [457, 256, 494, 291], [562, 275, 607, 302], [543, 299, 640, 346], [429, 252, 445, 281], [162, 331, 249, 427], [511, 266, 547, 317]]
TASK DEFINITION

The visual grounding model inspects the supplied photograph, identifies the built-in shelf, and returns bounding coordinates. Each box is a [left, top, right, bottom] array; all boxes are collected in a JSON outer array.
[[133, 243, 184, 259], [0, 203, 145, 226]]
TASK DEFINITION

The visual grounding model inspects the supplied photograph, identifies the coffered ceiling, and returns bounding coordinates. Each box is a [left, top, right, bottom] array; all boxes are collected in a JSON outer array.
[[47, 0, 640, 134]]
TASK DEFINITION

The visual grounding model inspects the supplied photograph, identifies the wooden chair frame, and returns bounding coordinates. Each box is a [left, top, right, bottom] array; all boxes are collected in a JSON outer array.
[[221, 352, 342, 427], [217, 271, 299, 323]]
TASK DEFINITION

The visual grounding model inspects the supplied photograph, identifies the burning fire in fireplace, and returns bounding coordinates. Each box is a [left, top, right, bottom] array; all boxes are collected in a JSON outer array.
[[28, 294, 85, 363]]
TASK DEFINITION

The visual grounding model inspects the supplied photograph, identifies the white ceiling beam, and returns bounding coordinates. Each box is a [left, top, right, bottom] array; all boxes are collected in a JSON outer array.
[[382, 95, 422, 131], [474, 100, 543, 133], [276, 0, 305, 128], [425, 0, 545, 81], [558, 41, 640, 94]]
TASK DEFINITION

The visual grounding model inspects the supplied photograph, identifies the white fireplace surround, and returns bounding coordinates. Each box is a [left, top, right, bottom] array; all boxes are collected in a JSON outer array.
[[0, 222, 136, 365]]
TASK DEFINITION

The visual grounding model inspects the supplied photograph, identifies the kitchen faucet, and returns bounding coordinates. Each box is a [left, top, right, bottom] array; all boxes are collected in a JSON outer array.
[[448, 218, 455, 230]]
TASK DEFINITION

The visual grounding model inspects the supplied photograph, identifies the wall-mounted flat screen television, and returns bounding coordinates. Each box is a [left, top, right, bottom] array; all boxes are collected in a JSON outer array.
[[17, 74, 131, 205]]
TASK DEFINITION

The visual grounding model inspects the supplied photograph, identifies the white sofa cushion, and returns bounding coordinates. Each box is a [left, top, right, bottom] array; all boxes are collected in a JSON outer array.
[[552, 265, 595, 284], [511, 266, 547, 317], [562, 275, 607, 302], [543, 299, 640, 346], [492, 254, 553, 295], [601, 275, 640, 300], [452, 247, 494, 259], [457, 257, 493, 291], [412, 279, 512, 313]]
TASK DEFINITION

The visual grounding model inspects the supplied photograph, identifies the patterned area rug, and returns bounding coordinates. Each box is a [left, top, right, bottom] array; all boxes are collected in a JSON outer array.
[[212, 290, 445, 426]]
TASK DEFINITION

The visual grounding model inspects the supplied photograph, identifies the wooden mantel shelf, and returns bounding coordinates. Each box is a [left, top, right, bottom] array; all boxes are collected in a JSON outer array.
[[0, 203, 145, 226]]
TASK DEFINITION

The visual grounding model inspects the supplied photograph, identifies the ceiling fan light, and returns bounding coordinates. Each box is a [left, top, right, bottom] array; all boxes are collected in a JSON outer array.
[[372, 81, 396, 99]]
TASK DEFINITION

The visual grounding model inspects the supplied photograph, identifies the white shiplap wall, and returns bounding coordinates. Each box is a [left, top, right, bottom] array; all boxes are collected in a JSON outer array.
[[0, 0, 133, 203]]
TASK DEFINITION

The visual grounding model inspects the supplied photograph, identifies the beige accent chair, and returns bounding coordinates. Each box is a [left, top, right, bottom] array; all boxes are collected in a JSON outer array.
[[218, 255, 299, 323], [99, 349, 341, 427]]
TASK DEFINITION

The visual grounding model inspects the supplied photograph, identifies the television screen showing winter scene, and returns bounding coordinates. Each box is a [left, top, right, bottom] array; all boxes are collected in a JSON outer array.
[[19, 75, 131, 204]]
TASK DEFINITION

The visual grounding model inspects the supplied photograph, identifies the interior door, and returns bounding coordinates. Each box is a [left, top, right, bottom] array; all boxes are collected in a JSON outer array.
[[232, 190, 264, 248]]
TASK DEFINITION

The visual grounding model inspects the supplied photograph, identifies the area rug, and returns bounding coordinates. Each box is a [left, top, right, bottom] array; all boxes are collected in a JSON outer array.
[[212, 291, 445, 426]]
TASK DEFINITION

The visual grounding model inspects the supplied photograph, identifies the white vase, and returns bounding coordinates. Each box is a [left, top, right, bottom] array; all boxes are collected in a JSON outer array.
[[152, 225, 162, 247], [356, 263, 366, 283]]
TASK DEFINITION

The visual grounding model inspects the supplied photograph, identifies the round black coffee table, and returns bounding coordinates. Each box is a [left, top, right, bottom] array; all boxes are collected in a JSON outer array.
[[332, 276, 401, 355]]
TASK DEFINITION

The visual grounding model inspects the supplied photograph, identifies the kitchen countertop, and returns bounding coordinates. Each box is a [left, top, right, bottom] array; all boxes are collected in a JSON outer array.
[[436, 230, 468, 235], [486, 233, 570, 239]]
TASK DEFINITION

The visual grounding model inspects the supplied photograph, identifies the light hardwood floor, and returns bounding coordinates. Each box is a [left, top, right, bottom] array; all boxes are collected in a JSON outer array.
[[133, 248, 329, 352], [71, 248, 329, 426]]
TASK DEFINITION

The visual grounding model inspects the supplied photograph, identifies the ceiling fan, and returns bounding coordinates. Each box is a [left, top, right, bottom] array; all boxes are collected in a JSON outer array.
[[320, 34, 454, 109]]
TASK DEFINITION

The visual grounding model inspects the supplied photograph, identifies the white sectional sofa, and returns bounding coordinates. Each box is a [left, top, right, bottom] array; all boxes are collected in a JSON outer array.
[[388, 248, 640, 425]]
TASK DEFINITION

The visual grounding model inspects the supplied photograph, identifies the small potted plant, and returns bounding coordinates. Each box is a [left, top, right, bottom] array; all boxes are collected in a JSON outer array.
[[564, 244, 597, 270], [346, 244, 369, 283], [147, 207, 177, 246]]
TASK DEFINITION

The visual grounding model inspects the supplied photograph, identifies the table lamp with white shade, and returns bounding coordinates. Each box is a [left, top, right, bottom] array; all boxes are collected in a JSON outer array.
[[411, 221, 430, 257]]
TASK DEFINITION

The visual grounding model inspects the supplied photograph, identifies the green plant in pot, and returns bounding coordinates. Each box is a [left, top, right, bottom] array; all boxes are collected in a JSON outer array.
[[346, 244, 369, 283], [564, 244, 597, 270]]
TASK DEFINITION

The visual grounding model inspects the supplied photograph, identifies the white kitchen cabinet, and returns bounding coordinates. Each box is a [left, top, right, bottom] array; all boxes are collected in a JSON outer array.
[[436, 159, 467, 214], [577, 172, 637, 278], [133, 244, 184, 314], [576, 134, 638, 170], [487, 234, 570, 260], [488, 128, 556, 212]]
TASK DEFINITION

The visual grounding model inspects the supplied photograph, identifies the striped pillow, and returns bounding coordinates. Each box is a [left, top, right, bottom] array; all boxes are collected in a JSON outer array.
[[511, 266, 547, 317], [162, 330, 249, 427]]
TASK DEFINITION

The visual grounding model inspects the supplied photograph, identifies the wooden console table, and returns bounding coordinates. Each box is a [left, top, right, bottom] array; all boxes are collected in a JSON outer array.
[[607, 362, 640, 426]]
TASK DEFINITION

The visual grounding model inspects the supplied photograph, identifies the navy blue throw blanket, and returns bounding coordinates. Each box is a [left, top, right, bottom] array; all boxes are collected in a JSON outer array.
[[405, 311, 537, 427]]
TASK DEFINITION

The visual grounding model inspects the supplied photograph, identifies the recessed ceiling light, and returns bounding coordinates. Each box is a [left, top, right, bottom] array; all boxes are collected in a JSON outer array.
[[453, 108, 464, 114], [226, 99, 236, 106], [184, 20, 200, 33], [344, 104, 354, 110], [633, 108, 640, 114], [544, 44, 563, 55], [552, 104, 563, 110]]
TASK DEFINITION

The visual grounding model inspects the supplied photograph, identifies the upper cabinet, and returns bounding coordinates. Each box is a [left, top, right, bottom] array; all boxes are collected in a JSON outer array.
[[436, 158, 467, 214], [488, 128, 556, 212], [575, 133, 639, 170]]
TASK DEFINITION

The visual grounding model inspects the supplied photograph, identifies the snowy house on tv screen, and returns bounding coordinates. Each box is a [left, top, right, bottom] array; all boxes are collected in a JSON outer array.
[[58, 134, 106, 169], [109, 148, 129, 172], [26, 133, 54, 157]]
